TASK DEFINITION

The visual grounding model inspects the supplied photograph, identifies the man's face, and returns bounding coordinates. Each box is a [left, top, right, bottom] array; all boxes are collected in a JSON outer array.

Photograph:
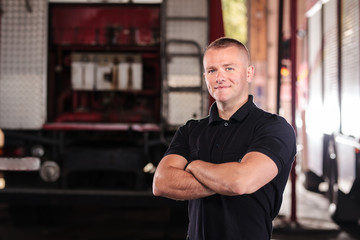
[[203, 46, 254, 106]]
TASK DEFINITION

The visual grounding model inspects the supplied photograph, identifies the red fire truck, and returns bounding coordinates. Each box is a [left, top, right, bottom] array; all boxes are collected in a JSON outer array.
[[300, 0, 360, 224], [0, 0, 224, 206]]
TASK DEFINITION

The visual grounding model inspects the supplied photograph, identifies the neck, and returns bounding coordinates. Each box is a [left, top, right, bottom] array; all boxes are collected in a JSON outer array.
[[217, 96, 248, 120]]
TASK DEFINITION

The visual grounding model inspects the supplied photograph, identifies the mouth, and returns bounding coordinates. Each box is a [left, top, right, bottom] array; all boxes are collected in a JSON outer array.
[[214, 85, 230, 90]]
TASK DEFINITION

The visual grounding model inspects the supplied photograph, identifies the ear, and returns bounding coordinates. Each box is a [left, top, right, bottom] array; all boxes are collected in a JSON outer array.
[[247, 65, 255, 83]]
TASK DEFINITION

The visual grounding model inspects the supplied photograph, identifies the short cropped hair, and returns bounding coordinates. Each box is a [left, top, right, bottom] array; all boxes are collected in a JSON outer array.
[[204, 37, 250, 62]]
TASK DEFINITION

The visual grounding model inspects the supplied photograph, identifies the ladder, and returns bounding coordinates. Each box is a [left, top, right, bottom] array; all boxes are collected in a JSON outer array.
[[161, 0, 209, 129]]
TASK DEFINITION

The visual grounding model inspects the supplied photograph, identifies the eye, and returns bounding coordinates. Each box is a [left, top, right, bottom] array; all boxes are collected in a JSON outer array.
[[225, 67, 234, 71], [207, 69, 216, 74]]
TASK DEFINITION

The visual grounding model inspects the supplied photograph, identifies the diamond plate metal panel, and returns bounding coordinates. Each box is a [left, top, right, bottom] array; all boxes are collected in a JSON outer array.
[[168, 57, 202, 87], [166, 0, 207, 18], [168, 92, 203, 126], [0, 0, 48, 129], [166, 21, 208, 53]]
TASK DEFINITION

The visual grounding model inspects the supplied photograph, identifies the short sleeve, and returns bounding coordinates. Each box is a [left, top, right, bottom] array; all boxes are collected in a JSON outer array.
[[164, 122, 192, 161], [247, 115, 296, 172]]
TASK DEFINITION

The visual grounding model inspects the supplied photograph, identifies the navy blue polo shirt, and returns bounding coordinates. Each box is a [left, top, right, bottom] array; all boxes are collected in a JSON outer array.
[[164, 95, 296, 240]]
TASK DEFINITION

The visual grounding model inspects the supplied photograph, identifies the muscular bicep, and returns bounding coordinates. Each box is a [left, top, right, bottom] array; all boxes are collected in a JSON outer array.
[[238, 151, 278, 194], [156, 154, 188, 171]]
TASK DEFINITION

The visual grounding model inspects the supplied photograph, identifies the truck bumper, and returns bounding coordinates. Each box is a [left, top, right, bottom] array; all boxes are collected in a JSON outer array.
[[0, 157, 40, 171]]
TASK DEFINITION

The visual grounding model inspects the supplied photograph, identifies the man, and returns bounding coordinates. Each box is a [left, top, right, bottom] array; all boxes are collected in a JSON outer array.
[[153, 37, 296, 240], [0, 129, 3, 148]]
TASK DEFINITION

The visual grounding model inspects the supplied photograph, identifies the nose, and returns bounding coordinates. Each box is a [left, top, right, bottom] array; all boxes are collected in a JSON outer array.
[[215, 70, 225, 83]]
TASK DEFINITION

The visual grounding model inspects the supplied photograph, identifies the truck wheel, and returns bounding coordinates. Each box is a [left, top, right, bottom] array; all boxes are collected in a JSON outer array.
[[329, 176, 360, 224], [302, 170, 323, 193]]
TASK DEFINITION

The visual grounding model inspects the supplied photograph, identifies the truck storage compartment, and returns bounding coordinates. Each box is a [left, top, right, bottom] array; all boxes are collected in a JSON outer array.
[[47, 3, 161, 125]]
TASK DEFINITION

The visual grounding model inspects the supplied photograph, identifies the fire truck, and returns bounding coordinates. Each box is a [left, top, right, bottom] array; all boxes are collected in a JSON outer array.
[[299, 0, 360, 224], [0, 0, 224, 206]]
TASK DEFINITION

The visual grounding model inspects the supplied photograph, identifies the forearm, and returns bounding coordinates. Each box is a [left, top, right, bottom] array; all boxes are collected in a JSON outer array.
[[186, 160, 245, 196], [186, 152, 278, 196], [153, 166, 214, 200], [152, 155, 215, 200]]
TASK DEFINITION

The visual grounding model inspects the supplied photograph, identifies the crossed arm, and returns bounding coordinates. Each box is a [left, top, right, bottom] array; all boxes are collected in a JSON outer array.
[[152, 152, 278, 201]]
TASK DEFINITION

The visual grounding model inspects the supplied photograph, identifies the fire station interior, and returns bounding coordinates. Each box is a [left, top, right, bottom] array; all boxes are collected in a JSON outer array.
[[0, 0, 360, 239]]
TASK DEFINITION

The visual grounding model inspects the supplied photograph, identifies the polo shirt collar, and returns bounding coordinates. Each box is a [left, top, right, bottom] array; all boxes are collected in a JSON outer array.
[[208, 95, 255, 124]]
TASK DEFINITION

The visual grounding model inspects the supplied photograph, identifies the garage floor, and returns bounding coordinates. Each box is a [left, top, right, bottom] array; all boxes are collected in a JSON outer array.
[[272, 177, 359, 240]]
